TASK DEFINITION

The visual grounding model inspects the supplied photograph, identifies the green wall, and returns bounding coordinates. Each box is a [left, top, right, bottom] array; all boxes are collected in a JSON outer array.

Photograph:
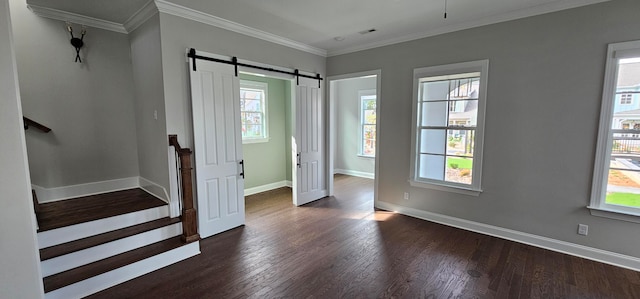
[[239, 74, 291, 189]]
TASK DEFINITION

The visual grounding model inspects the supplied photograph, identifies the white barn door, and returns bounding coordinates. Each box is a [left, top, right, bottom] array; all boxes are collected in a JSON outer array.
[[189, 59, 245, 238], [293, 77, 327, 206]]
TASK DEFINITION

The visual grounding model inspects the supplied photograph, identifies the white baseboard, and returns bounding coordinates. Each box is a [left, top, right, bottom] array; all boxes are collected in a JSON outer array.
[[334, 169, 375, 179], [138, 176, 170, 203], [44, 241, 200, 299], [375, 201, 640, 272], [38, 206, 169, 249], [32, 177, 140, 203], [245, 180, 291, 196], [41, 223, 182, 277], [31, 176, 170, 205]]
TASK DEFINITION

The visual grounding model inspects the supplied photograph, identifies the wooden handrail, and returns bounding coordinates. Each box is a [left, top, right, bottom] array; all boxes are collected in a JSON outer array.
[[23, 117, 51, 132], [169, 134, 200, 243]]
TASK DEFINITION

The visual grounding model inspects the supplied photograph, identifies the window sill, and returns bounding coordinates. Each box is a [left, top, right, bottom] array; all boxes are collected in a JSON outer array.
[[242, 138, 270, 144], [587, 206, 640, 224], [357, 154, 375, 159], [409, 180, 481, 196]]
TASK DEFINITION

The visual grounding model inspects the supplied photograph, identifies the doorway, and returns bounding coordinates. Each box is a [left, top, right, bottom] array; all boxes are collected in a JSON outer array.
[[188, 50, 328, 238], [328, 71, 381, 203]]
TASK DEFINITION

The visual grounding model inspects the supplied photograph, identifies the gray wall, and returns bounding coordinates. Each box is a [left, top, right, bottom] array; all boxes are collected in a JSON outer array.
[[10, 0, 139, 188], [1, 0, 44, 297], [130, 14, 170, 191], [158, 12, 326, 154], [334, 77, 376, 175], [239, 73, 289, 189], [327, 0, 640, 258]]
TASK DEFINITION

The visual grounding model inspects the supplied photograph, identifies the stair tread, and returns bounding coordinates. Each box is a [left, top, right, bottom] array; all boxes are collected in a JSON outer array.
[[40, 217, 181, 260], [43, 236, 185, 293], [37, 188, 167, 232]]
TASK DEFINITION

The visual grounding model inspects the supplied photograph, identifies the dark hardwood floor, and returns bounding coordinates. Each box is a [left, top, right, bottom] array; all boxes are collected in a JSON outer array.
[[37, 188, 166, 231], [88, 175, 640, 298]]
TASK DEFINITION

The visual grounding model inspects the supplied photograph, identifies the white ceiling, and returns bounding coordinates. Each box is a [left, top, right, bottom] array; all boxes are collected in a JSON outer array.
[[25, 0, 607, 56]]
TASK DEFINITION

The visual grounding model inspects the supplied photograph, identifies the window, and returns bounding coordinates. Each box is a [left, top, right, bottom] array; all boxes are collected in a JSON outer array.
[[410, 60, 488, 195], [590, 40, 640, 221], [240, 80, 268, 143], [620, 93, 633, 105], [359, 90, 376, 157]]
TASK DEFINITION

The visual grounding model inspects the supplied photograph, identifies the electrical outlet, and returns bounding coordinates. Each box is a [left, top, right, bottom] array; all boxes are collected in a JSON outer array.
[[578, 224, 588, 236], [403, 192, 409, 200]]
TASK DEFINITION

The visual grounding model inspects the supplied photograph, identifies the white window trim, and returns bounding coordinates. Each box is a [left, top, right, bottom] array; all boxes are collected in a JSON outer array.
[[358, 89, 376, 158], [589, 40, 640, 222], [409, 59, 489, 195], [240, 80, 269, 144]]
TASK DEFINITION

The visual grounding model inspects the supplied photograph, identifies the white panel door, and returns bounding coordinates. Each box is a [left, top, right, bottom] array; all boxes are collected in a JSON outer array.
[[293, 77, 327, 206], [189, 59, 245, 238]]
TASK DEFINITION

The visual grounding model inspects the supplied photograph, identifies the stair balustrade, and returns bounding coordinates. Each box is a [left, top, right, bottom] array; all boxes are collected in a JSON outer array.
[[168, 135, 200, 243]]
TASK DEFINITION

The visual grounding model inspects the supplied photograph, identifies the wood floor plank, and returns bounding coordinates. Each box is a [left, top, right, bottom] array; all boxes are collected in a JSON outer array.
[[37, 188, 166, 231], [86, 175, 639, 298]]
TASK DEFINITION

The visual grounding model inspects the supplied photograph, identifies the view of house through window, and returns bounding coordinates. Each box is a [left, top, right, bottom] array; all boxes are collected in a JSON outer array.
[[360, 92, 376, 157], [411, 60, 488, 193], [603, 57, 640, 209], [240, 80, 268, 142]]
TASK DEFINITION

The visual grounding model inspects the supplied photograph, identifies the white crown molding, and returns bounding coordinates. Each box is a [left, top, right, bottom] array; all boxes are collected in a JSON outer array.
[[154, 0, 327, 57], [27, 4, 127, 34], [327, 0, 610, 56], [123, 0, 158, 33]]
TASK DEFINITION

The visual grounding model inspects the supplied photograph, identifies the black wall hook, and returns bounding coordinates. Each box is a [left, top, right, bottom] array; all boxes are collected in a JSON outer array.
[[66, 23, 86, 63]]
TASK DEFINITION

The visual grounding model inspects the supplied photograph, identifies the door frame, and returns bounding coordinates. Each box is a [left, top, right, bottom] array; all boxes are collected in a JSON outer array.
[[327, 70, 381, 204]]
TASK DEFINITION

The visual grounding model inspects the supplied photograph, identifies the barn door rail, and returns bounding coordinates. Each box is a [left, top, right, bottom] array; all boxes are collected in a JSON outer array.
[[187, 48, 323, 87]]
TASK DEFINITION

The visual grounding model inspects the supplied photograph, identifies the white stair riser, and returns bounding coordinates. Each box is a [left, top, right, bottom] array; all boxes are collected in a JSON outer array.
[[41, 223, 183, 277], [38, 206, 169, 249], [44, 241, 200, 299]]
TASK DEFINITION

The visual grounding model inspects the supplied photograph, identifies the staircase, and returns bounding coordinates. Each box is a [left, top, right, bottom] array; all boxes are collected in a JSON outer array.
[[35, 189, 200, 299]]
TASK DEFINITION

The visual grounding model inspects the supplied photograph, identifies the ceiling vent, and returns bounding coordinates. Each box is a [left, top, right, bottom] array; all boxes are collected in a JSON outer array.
[[358, 28, 377, 35]]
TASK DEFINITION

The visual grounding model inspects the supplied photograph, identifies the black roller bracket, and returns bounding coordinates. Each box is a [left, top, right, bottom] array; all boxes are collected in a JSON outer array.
[[232, 57, 238, 77], [189, 48, 197, 71], [295, 69, 300, 86]]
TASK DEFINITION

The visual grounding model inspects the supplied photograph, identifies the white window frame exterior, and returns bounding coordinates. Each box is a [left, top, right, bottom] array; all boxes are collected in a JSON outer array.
[[240, 80, 269, 144], [409, 60, 489, 196], [359, 89, 376, 158], [589, 40, 640, 223]]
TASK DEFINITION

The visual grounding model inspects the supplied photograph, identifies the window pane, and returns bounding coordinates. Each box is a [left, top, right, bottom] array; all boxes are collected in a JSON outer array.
[[243, 124, 263, 138], [447, 130, 474, 157], [363, 138, 375, 156], [449, 78, 480, 100], [243, 112, 262, 125], [419, 154, 444, 180], [445, 157, 473, 184], [420, 129, 445, 154], [604, 57, 640, 209], [363, 109, 376, 125], [244, 99, 262, 112], [448, 100, 478, 127], [421, 81, 449, 101], [421, 101, 448, 126]]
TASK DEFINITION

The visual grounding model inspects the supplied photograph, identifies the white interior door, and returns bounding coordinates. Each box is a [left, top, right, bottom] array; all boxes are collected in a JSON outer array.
[[189, 59, 245, 238], [293, 77, 327, 206]]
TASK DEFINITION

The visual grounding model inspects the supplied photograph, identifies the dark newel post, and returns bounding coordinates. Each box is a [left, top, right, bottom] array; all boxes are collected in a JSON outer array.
[[169, 135, 200, 243]]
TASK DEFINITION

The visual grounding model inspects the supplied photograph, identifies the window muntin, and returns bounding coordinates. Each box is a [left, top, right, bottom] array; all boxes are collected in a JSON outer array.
[[591, 43, 640, 218], [359, 91, 376, 157], [240, 80, 268, 142], [410, 60, 488, 194]]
